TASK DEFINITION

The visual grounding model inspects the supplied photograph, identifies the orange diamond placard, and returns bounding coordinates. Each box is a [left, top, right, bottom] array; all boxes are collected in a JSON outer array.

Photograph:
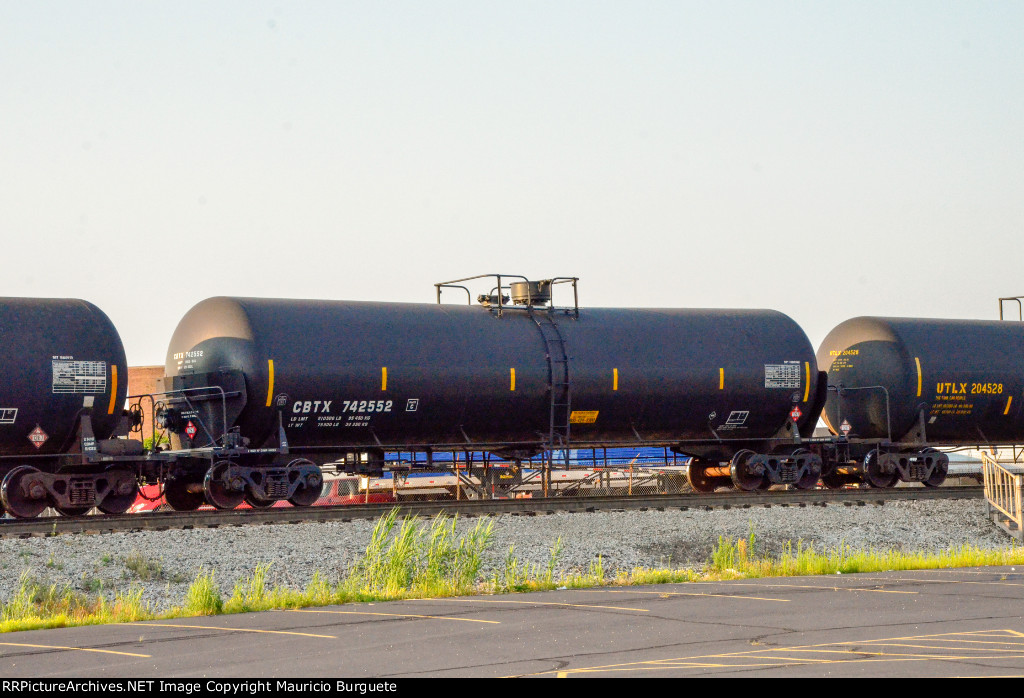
[[28, 425, 48, 449]]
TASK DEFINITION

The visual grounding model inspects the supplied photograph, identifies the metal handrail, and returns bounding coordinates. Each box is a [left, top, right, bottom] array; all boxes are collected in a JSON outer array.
[[435, 274, 580, 318], [981, 451, 1024, 534], [831, 384, 893, 442], [435, 273, 531, 314], [148, 385, 231, 449], [998, 296, 1024, 321]]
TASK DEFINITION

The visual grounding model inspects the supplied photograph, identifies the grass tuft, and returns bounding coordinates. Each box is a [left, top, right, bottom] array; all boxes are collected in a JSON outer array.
[[181, 569, 222, 616]]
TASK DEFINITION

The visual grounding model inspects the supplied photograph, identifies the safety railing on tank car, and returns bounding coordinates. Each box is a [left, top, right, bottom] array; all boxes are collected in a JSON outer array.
[[141, 385, 233, 450], [981, 451, 1024, 541], [828, 384, 893, 443], [999, 296, 1024, 322], [435, 273, 579, 318]]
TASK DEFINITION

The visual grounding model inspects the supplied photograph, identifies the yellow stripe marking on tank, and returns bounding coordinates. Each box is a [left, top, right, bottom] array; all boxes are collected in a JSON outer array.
[[382, 366, 388, 391], [803, 362, 810, 403], [108, 365, 118, 414], [719, 368, 724, 390], [915, 357, 922, 397], [510, 367, 516, 391], [265, 360, 274, 407], [1005, 396, 1013, 415], [613, 368, 618, 391]]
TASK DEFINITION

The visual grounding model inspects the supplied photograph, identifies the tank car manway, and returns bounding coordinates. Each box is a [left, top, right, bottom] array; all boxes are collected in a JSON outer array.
[[0, 486, 983, 538]]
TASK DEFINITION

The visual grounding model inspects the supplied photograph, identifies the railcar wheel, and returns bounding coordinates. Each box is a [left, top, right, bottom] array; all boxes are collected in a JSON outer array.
[[922, 448, 948, 488], [288, 481, 321, 507], [287, 459, 323, 507], [863, 450, 898, 489], [793, 449, 822, 490], [97, 468, 138, 515], [163, 477, 205, 511], [686, 462, 717, 493], [1, 466, 48, 519], [729, 450, 765, 491], [204, 462, 246, 510]]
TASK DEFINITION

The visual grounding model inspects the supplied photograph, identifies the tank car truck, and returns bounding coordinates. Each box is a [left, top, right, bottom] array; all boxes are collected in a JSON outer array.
[[153, 275, 828, 508], [0, 299, 155, 517], [815, 307, 1024, 488]]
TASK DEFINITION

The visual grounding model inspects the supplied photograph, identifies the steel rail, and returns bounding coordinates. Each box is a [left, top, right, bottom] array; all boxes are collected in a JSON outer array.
[[0, 486, 983, 539]]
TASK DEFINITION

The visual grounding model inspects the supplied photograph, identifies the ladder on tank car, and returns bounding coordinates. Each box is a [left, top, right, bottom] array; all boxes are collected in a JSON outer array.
[[530, 311, 572, 466]]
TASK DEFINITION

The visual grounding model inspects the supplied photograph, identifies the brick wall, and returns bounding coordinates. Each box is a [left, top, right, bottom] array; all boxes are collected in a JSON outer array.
[[126, 365, 165, 442]]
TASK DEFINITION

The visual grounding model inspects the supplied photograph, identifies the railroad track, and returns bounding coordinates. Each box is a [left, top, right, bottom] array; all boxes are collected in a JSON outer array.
[[0, 485, 984, 538]]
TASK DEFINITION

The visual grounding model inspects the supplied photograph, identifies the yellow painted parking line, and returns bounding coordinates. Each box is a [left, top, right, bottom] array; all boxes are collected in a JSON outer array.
[[0, 642, 150, 658], [889, 637, 1024, 647], [287, 608, 499, 624], [119, 622, 335, 638], [854, 575, 1024, 588], [857, 629, 1024, 642], [729, 581, 917, 595], [544, 654, 1024, 676], [849, 576, 947, 585], [520, 629, 1024, 677], [859, 642, 1024, 654], [421, 598, 648, 612], [950, 569, 1024, 576], [577, 589, 789, 602], [627, 580, 913, 594]]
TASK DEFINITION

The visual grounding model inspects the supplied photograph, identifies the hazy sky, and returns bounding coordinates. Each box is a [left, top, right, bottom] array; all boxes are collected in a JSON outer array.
[[3, 1, 1022, 366]]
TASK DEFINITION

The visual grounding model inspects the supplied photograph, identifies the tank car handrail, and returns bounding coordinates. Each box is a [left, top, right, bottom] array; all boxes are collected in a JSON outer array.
[[435, 273, 531, 288], [436, 273, 531, 316], [151, 385, 230, 448], [832, 384, 893, 443], [435, 274, 579, 317], [998, 297, 1024, 321], [549, 276, 580, 318]]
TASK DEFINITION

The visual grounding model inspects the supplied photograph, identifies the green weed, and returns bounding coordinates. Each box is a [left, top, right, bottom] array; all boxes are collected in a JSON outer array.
[[124, 553, 165, 581], [181, 569, 222, 616], [0, 573, 155, 632]]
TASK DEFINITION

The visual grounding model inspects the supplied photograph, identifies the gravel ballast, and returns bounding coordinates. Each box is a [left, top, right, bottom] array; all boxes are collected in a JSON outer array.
[[0, 498, 1010, 612]]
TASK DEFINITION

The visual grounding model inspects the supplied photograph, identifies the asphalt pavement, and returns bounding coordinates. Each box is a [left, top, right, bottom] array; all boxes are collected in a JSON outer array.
[[4, 566, 1024, 678]]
